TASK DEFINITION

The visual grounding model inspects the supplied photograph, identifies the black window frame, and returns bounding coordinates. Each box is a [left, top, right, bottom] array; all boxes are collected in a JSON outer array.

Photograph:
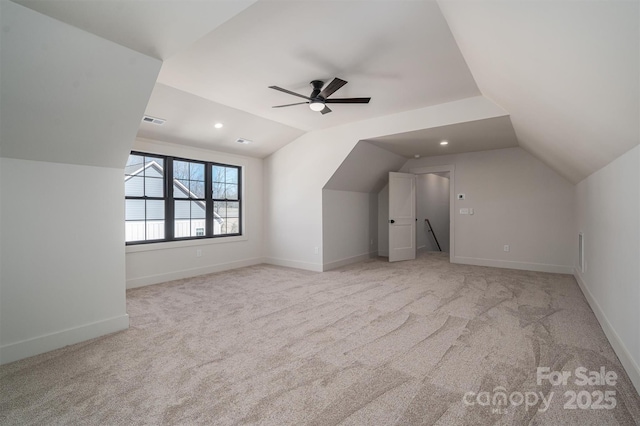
[[125, 151, 242, 245]]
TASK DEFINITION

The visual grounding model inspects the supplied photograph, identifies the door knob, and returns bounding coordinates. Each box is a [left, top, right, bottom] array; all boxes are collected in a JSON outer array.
[[389, 219, 395, 224]]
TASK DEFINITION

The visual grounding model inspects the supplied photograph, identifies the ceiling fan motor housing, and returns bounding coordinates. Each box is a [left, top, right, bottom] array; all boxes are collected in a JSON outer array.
[[310, 80, 324, 99]]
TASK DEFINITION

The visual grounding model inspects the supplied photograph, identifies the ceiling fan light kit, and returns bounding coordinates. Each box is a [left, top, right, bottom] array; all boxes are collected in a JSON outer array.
[[269, 77, 371, 115], [309, 102, 325, 112]]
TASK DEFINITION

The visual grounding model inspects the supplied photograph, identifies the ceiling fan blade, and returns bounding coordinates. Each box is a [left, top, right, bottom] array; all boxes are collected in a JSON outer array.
[[319, 78, 347, 99], [320, 105, 332, 115], [268, 86, 311, 101], [325, 97, 371, 104], [272, 102, 309, 108]]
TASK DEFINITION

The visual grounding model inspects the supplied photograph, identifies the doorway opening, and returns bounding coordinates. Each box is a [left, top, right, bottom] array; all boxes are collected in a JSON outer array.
[[381, 164, 455, 263], [416, 172, 450, 253]]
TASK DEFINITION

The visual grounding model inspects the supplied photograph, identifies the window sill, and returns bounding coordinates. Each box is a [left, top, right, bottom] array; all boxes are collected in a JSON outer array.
[[125, 235, 248, 253]]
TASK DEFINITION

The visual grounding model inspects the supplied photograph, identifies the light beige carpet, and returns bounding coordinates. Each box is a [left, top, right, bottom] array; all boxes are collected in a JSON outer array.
[[1, 252, 639, 425]]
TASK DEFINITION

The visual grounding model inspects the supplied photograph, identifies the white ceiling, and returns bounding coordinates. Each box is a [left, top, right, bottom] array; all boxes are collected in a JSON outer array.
[[365, 116, 519, 159], [438, 0, 639, 183], [12, 0, 256, 59], [157, 0, 479, 132], [138, 83, 304, 158], [10, 0, 639, 181]]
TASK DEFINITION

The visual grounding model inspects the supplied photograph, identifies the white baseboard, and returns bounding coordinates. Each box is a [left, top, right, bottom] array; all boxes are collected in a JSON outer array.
[[264, 257, 323, 272], [453, 256, 573, 274], [0, 314, 129, 365], [574, 268, 640, 396], [126, 257, 265, 288], [323, 251, 378, 271]]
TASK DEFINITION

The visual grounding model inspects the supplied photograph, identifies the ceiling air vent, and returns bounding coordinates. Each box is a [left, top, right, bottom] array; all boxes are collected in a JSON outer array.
[[142, 115, 166, 125], [236, 138, 252, 145]]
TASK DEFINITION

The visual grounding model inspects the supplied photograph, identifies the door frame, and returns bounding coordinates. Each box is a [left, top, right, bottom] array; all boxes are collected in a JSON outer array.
[[409, 164, 455, 262]]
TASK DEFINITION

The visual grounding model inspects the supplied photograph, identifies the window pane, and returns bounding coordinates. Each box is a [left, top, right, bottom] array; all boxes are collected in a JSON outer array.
[[125, 176, 144, 197], [125, 199, 145, 221], [124, 200, 165, 242], [145, 157, 163, 177], [213, 201, 240, 235], [125, 222, 145, 242], [212, 165, 225, 183], [225, 184, 238, 200], [226, 218, 240, 234], [174, 182, 189, 199], [174, 219, 190, 238], [175, 200, 190, 220], [225, 167, 238, 184], [192, 201, 205, 219], [212, 182, 225, 199], [213, 201, 226, 217], [145, 176, 164, 197], [226, 201, 239, 218], [190, 162, 204, 180], [125, 155, 144, 176], [190, 181, 205, 199], [146, 221, 164, 240], [147, 200, 164, 220], [174, 161, 190, 180], [213, 211, 224, 235]]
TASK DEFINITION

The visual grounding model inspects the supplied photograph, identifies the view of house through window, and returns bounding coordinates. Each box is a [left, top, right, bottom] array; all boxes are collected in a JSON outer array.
[[212, 165, 240, 235], [125, 154, 165, 242], [124, 152, 241, 244]]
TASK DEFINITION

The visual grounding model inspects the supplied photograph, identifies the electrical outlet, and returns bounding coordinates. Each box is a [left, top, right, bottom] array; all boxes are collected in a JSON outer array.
[[503, 245, 510, 252], [314, 247, 319, 255], [196, 249, 202, 257]]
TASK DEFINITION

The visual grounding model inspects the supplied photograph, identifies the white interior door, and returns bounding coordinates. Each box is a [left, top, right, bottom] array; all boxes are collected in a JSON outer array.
[[389, 172, 416, 262]]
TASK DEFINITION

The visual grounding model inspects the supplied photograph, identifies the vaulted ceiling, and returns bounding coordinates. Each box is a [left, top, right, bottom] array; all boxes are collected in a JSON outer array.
[[11, 0, 639, 183]]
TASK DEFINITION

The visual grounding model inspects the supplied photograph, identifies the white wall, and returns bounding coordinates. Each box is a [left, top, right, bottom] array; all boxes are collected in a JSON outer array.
[[574, 145, 640, 393], [322, 190, 377, 270], [0, 1, 160, 169], [417, 173, 450, 252], [125, 139, 264, 288], [321, 141, 404, 269], [403, 147, 575, 273], [324, 141, 407, 193], [264, 96, 508, 271], [0, 2, 160, 364], [0, 159, 129, 363]]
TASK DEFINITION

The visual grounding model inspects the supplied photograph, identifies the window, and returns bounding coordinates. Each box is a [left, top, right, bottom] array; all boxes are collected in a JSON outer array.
[[212, 165, 240, 235], [124, 152, 242, 244], [125, 154, 165, 242], [173, 160, 206, 238]]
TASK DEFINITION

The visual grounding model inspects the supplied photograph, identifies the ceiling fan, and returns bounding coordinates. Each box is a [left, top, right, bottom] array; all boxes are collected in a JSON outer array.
[[269, 78, 371, 115]]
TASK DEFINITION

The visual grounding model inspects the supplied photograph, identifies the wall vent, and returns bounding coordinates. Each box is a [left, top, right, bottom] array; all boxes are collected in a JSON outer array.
[[142, 115, 166, 125]]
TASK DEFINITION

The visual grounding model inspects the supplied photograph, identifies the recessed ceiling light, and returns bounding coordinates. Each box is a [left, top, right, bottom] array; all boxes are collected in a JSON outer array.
[[440, 141, 448, 146], [414, 154, 421, 158], [214, 123, 223, 129]]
